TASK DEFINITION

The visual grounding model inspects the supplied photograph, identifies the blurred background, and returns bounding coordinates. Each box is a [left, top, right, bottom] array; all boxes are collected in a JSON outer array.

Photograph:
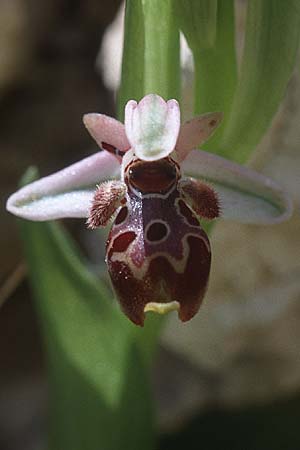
[[1, 1, 300, 449]]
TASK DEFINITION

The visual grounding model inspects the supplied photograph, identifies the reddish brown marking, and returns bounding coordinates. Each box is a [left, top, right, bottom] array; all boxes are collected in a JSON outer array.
[[178, 235, 210, 321], [101, 142, 116, 153], [115, 206, 128, 225], [101, 141, 125, 157], [146, 222, 168, 242], [106, 261, 146, 325], [180, 179, 220, 220], [178, 200, 199, 226], [209, 119, 217, 127], [128, 158, 177, 193], [107, 232, 211, 326], [108, 231, 136, 259]]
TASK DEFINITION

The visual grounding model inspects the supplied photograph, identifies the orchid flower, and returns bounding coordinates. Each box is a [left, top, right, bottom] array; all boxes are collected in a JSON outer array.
[[7, 94, 293, 326]]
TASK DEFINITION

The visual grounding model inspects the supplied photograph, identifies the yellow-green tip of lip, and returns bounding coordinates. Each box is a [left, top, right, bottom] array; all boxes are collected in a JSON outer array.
[[144, 301, 180, 315]]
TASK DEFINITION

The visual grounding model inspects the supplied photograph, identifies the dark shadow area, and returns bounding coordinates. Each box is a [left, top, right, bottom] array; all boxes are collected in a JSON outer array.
[[159, 392, 300, 450]]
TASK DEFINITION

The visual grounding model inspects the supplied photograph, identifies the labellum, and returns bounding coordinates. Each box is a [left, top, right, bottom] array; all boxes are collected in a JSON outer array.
[[88, 149, 219, 326]]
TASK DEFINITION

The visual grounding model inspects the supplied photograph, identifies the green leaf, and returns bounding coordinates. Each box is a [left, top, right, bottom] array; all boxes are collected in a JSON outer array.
[[174, 0, 217, 51], [220, 0, 300, 162], [20, 219, 155, 450], [175, 1, 237, 155]]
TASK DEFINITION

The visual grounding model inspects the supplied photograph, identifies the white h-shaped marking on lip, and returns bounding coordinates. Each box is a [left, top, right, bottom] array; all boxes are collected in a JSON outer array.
[[108, 231, 210, 280]]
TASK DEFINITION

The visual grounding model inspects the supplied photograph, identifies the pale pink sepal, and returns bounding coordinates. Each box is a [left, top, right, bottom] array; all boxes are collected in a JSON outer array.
[[83, 113, 130, 152], [182, 150, 293, 224], [176, 112, 223, 162], [124, 94, 180, 161], [6, 151, 120, 221]]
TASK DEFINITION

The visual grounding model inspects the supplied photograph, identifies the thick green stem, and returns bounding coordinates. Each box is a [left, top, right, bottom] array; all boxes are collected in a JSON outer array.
[[118, 0, 180, 122], [142, 0, 180, 99]]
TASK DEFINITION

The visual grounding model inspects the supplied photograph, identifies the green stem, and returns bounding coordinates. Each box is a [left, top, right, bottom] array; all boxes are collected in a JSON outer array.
[[142, 0, 180, 100], [118, 0, 145, 120], [118, 0, 180, 123], [194, 0, 237, 155]]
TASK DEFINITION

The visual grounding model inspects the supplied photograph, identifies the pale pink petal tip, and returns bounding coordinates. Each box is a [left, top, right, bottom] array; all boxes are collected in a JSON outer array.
[[124, 94, 181, 161], [83, 113, 130, 152], [182, 149, 293, 225], [6, 151, 120, 221], [6, 189, 93, 221], [176, 112, 223, 162]]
